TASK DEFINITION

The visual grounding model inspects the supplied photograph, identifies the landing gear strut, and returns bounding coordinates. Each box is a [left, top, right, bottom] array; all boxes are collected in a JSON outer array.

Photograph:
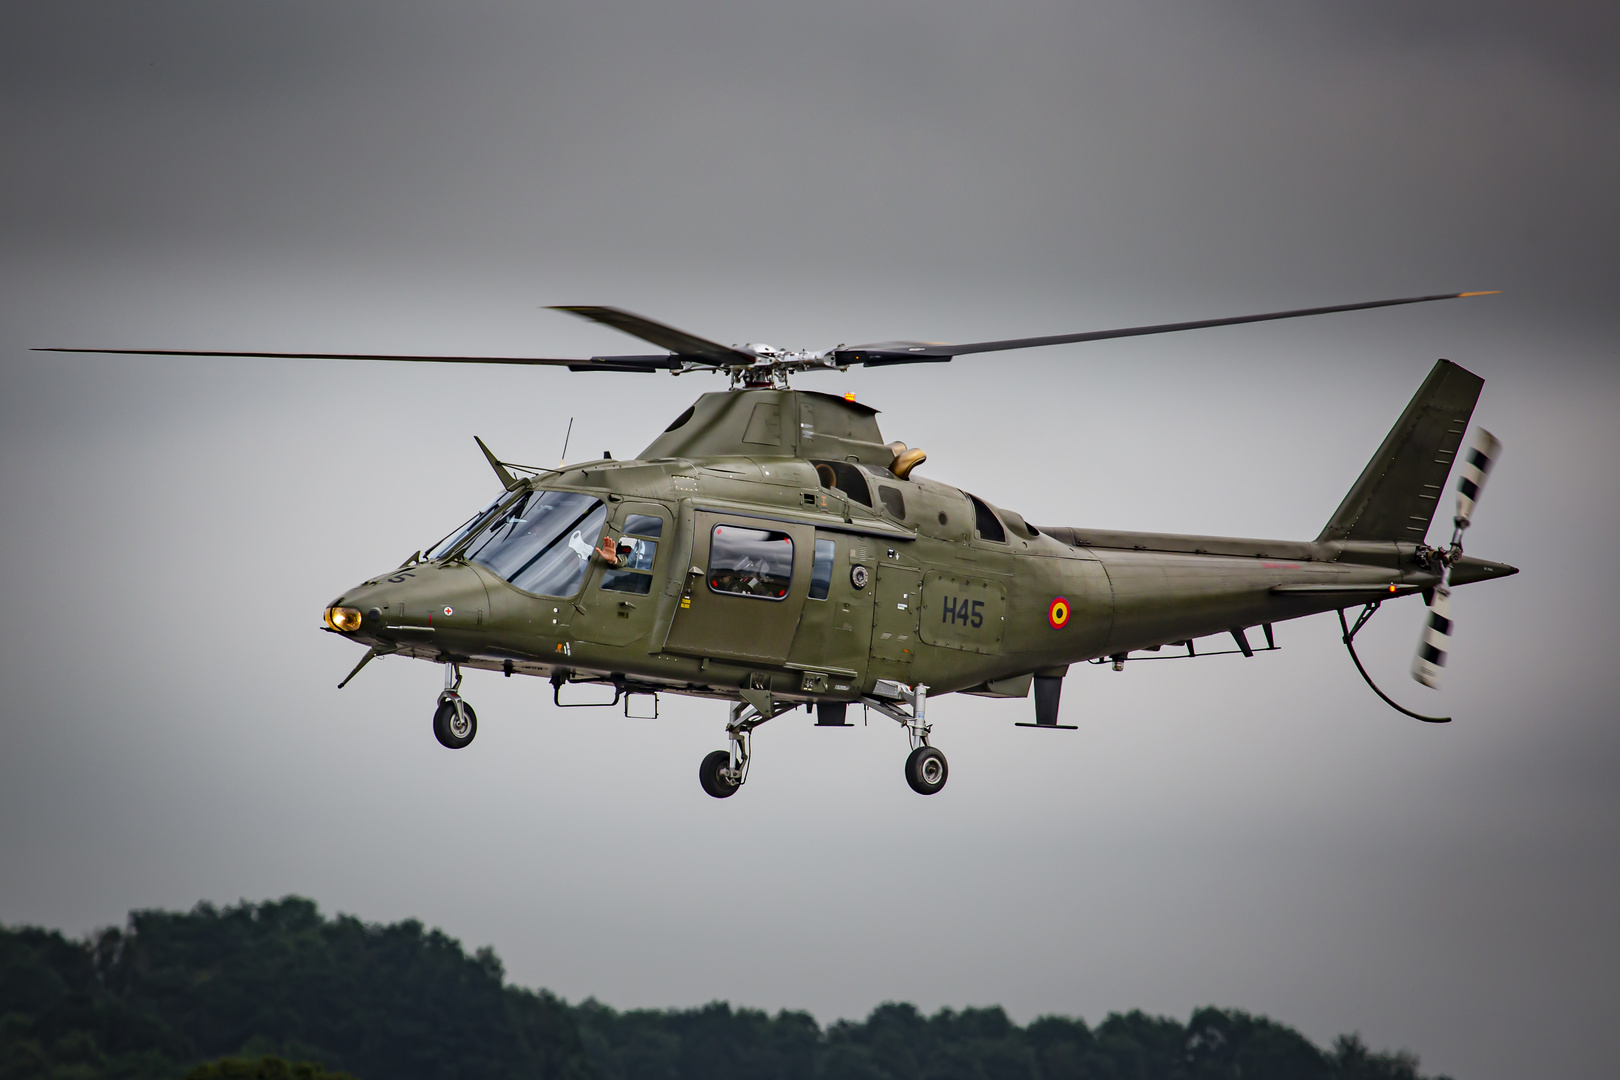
[[433, 663, 477, 749], [699, 685, 948, 797], [862, 682, 948, 795], [698, 696, 790, 799]]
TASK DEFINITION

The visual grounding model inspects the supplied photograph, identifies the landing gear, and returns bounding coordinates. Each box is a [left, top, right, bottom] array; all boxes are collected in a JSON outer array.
[[698, 750, 739, 798], [862, 682, 948, 795], [905, 746, 948, 795], [697, 696, 791, 799], [434, 698, 477, 748], [700, 685, 949, 797], [433, 663, 477, 749]]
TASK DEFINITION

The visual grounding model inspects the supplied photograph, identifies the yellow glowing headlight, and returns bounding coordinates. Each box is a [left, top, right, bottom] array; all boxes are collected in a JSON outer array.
[[324, 606, 363, 632]]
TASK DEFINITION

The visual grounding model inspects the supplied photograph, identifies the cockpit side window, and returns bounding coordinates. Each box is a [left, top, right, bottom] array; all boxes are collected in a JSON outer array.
[[464, 489, 607, 597], [602, 510, 666, 595], [967, 493, 1006, 543], [622, 513, 663, 538]]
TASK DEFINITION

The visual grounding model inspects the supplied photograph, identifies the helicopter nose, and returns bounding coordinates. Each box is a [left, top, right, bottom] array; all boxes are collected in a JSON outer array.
[[323, 562, 492, 645]]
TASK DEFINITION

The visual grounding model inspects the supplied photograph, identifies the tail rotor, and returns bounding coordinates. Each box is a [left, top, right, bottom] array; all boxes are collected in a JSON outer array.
[[1412, 429, 1501, 688]]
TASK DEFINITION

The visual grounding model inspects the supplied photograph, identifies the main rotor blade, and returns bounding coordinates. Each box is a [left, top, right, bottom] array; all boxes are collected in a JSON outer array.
[[837, 291, 1499, 365], [549, 306, 755, 366], [34, 347, 685, 373]]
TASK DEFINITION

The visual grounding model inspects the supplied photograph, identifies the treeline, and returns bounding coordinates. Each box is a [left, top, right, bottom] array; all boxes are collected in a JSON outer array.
[[1, 898, 1447, 1080], [0, 898, 591, 1080]]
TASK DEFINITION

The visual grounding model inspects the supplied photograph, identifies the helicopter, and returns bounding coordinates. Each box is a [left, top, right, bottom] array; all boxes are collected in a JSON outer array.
[[43, 291, 1516, 798]]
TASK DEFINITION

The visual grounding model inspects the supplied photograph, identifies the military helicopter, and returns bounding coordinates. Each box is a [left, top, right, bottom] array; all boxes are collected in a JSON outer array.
[[44, 291, 1516, 798]]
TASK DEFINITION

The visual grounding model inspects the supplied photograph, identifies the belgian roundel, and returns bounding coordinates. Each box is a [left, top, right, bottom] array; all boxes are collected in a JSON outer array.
[[1048, 596, 1070, 629]]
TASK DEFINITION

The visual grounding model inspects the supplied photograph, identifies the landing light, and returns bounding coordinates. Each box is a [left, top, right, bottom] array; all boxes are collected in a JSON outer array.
[[324, 606, 363, 632]]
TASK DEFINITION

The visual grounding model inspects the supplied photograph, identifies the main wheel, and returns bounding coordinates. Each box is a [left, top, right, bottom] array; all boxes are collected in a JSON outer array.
[[433, 698, 477, 749], [698, 749, 740, 799], [905, 746, 948, 795]]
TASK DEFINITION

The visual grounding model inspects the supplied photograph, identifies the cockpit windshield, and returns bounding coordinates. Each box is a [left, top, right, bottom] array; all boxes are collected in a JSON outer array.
[[461, 489, 607, 597], [426, 491, 510, 561]]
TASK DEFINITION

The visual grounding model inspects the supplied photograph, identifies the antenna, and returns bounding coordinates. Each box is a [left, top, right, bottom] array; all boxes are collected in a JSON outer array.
[[558, 417, 574, 466]]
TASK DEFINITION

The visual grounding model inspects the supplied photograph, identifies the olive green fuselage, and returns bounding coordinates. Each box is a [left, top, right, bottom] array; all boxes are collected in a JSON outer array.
[[325, 389, 1513, 705]]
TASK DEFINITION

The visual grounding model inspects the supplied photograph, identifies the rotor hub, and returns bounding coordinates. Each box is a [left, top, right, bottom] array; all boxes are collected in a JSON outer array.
[[729, 345, 844, 389]]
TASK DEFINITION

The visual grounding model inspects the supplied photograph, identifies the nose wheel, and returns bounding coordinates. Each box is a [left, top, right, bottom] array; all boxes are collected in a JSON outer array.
[[433, 663, 477, 749], [698, 749, 739, 798]]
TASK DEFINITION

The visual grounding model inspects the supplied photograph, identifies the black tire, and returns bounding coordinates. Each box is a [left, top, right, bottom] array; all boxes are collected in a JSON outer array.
[[698, 749, 740, 799], [433, 698, 477, 749], [905, 745, 948, 795]]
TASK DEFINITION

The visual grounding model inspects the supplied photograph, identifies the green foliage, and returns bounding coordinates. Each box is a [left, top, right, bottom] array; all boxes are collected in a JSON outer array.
[[178, 1056, 355, 1080], [102, 897, 582, 1080], [0, 900, 1448, 1080], [573, 1000, 1450, 1080], [0, 900, 593, 1080], [0, 923, 182, 1080]]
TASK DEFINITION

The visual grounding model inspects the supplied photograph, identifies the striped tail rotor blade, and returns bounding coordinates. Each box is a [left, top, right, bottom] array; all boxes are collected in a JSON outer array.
[[1455, 429, 1501, 527], [1412, 585, 1453, 689]]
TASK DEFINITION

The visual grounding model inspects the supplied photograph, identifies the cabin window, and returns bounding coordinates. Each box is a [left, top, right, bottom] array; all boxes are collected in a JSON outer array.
[[465, 490, 607, 597], [707, 525, 794, 600], [878, 485, 906, 520], [808, 537, 836, 600], [967, 493, 1006, 543]]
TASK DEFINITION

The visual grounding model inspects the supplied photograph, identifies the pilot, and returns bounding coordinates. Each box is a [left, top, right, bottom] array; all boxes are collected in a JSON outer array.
[[595, 534, 634, 567]]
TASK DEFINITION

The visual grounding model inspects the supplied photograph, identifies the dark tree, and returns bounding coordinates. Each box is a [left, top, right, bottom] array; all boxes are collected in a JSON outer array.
[[1, 900, 1450, 1080], [179, 1056, 357, 1080]]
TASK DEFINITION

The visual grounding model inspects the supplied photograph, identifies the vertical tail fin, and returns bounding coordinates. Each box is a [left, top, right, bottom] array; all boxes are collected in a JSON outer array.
[[1317, 359, 1484, 544]]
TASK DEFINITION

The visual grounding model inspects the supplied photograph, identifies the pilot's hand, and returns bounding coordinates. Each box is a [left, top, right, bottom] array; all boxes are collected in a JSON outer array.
[[595, 535, 620, 566]]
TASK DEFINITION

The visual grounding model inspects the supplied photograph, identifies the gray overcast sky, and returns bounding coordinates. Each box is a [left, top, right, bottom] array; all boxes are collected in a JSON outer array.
[[2, 3, 1617, 1078]]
